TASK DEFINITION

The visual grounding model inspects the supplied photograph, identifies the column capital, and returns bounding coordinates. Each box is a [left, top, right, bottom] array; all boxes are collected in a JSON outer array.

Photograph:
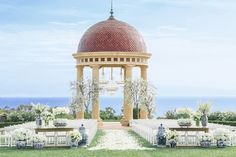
[[76, 65, 84, 69], [140, 65, 149, 68], [90, 65, 100, 69]]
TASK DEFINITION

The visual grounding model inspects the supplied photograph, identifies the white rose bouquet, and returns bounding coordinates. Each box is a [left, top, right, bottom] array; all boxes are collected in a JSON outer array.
[[32, 103, 49, 115], [12, 128, 32, 141], [53, 107, 70, 118], [70, 130, 81, 142], [31, 134, 47, 143]]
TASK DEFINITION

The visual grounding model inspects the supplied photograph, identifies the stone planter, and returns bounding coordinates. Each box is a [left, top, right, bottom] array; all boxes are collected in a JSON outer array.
[[217, 140, 226, 148], [16, 140, 27, 149], [53, 119, 67, 127], [70, 140, 79, 148], [201, 114, 208, 127], [36, 116, 43, 128], [169, 141, 177, 148], [200, 141, 211, 148], [33, 142, 45, 149]]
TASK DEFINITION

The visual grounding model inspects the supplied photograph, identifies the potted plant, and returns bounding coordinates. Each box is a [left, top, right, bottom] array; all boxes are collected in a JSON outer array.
[[12, 128, 32, 149], [69, 130, 81, 148], [177, 118, 192, 127], [213, 128, 231, 148], [52, 107, 70, 127], [193, 112, 202, 127], [199, 133, 213, 148], [166, 130, 179, 148], [32, 103, 49, 128], [31, 134, 47, 149], [197, 103, 211, 127], [42, 111, 54, 126]]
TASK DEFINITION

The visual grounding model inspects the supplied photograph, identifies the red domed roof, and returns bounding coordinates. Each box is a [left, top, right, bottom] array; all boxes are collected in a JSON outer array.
[[77, 18, 147, 53]]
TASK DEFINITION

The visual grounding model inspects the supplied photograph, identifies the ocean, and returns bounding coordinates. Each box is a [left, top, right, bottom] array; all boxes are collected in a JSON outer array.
[[0, 97, 236, 116]]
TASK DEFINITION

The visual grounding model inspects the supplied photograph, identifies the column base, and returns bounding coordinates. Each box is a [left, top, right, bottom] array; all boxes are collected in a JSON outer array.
[[95, 118, 103, 128], [120, 118, 131, 127]]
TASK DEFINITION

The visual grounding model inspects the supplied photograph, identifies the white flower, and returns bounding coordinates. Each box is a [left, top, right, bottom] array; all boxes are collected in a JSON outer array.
[[177, 118, 193, 126], [31, 134, 47, 143], [53, 107, 70, 116], [42, 111, 54, 121], [199, 133, 213, 142], [12, 128, 33, 141], [213, 128, 231, 141], [166, 130, 179, 142], [69, 130, 81, 142], [32, 103, 49, 115]]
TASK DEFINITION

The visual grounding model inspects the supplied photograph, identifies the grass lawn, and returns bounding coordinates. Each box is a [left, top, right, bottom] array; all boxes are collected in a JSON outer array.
[[0, 130, 236, 157]]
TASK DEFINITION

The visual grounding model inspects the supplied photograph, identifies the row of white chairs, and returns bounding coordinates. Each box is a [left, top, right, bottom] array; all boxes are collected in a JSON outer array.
[[0, 120, 98, 147], [131, 119, 236, 146]]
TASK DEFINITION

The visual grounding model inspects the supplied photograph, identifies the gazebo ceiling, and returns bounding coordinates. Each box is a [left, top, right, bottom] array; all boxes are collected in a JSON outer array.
[[77, 17, 147, 53]]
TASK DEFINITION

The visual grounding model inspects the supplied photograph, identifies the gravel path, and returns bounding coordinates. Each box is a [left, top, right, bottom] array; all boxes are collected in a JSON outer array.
[[89, 130, 149, 150]]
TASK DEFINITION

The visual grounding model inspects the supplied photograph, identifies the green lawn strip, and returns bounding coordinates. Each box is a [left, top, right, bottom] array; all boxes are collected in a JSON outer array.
[[89, 129, 105, 147], [0, 147, 236, 157], [128, 129, 154, 148]]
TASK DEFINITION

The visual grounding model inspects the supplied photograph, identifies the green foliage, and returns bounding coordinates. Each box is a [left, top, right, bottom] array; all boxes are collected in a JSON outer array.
[[84, 111, 92, 119], [100, 107, 120, 120], [209, 120, 236, 126], [209, 111, 236, 121], [165, 110, 177, 119], [133, 108, 140, 119], [7, 112, 24, 122], [0, 122, 24, 128]]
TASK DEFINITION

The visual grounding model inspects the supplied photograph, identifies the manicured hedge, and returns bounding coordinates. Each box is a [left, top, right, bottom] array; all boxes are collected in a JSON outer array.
[[0, 122, 24, 128], [209, 120, 236, 126]]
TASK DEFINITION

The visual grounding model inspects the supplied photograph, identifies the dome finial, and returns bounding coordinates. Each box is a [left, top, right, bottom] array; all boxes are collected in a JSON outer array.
[[109, 0, 114, 19]]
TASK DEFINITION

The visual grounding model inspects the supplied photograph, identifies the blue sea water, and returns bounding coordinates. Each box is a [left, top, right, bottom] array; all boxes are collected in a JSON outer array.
[[0, 97, 236, 116]]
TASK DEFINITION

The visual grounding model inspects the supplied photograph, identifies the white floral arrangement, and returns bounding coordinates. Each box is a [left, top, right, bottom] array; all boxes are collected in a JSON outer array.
[[12, 128, 32, 141], [166, 130, 179, 143], [197, 103, 211, 115], [177, 118, 192, 127], [53, 119, 67, 127], [199, 133, 213, 142], [176, 108, 192, 119], [32, 103, 49, 115], [213, 128, 231, 141], [42, 111, 54, 122], [69, 130, 81, 142], [31, 134, 47, 143], [53, 107, 70, 117]]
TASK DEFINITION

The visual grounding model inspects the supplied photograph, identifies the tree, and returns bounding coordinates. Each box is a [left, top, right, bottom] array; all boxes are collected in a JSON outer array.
[[70, 79, 100, 117], [124, 78, 157, 119], [141, 90, 156, 119]]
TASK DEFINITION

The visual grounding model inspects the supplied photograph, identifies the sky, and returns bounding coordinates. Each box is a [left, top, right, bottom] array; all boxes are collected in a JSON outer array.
[[0, 0, 236, 97]]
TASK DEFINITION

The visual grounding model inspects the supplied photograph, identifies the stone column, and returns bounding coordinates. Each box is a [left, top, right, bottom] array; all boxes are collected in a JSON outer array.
[[76, 65, 84, 119], [91, 65, 100, 120], [122, 65, 133, 126], [140, 65, 148, 119]]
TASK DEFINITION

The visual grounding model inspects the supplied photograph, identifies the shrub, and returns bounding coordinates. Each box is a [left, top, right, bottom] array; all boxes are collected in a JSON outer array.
[[209, 111, 236, 121], [209, 120, 236, 126], [165, 110, 177, 119], [176, 108, 192, 119]]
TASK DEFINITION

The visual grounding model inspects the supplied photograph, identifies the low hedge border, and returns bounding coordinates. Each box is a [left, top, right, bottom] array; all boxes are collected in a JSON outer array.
[[0, 122, 24, 128], [209, 120, 236, 126]]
